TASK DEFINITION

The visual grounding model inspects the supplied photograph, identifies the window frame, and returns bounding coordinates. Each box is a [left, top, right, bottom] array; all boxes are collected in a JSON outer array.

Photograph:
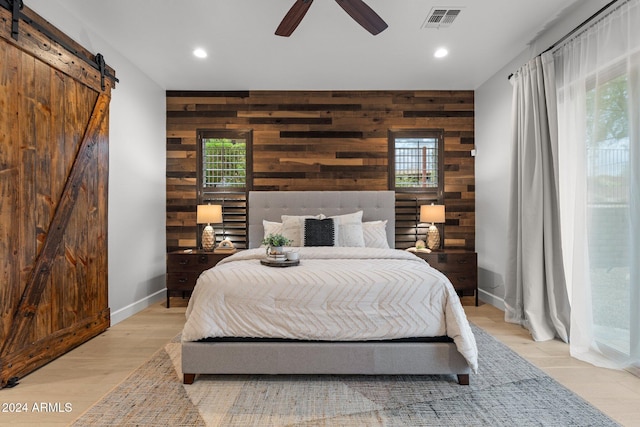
[[388, 129, 444, 199], [197, 129, 253, 197], [196, 129, 253, 248], [581, 61, 634, 360], [388, 129, 445, 249]]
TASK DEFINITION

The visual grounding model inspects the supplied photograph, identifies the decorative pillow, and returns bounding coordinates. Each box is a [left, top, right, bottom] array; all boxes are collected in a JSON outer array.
[[328, 211, 365, 247], [281, 214, 324, 247], [303, 218, 335, 246], [363, 220, 389, 249], [263, 220, 283, 240]]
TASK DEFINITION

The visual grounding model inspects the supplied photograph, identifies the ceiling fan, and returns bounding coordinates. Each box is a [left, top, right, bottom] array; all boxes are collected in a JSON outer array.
[[275, 0, 388, 37]]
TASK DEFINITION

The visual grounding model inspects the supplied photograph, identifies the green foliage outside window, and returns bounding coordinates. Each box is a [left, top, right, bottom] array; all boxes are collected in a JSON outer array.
[[586, 74, 628, 145], [203, 138, 246, 188], [585, 74, 629, 204]]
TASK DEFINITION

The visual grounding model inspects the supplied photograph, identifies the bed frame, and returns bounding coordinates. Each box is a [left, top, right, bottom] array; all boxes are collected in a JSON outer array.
[[182, 191, 471, 385]]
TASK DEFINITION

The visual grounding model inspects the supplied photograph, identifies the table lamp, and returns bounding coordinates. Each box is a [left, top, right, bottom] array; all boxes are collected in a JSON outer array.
[[420, 204, 445, 250], [197, 204, 222, 251]]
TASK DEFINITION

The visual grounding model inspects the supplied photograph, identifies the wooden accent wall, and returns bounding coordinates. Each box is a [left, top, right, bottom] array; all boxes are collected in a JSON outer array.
[[0, 4, 115, 387], [166, 90, 474, 251]]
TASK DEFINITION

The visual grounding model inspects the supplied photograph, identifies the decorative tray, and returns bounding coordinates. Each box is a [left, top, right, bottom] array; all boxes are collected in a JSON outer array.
[[260, 258, 300, 268]]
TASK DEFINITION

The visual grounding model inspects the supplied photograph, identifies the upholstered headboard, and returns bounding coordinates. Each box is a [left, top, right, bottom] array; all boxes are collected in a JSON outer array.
[[248, 191, 395, 248]]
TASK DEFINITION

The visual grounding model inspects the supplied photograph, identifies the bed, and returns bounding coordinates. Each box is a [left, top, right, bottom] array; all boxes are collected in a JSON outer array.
[[181, 191, 478, 385]]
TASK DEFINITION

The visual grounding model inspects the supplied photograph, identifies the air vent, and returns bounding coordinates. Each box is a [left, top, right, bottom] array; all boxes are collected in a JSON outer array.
[[422, 7, 462, 29]]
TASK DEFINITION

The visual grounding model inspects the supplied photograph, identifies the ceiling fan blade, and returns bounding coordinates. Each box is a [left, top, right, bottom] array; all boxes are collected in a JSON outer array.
[[275, 0, 314, 37], [335, 0, 388, 35], [336, 0, 388, 36]]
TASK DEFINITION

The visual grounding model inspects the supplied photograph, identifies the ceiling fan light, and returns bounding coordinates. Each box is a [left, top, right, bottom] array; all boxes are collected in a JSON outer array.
[[434, 48, 448, 58], [193, 48, 208, 59]]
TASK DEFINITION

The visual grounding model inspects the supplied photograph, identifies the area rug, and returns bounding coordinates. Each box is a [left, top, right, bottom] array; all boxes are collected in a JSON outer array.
[[72, 325, 619, 426]]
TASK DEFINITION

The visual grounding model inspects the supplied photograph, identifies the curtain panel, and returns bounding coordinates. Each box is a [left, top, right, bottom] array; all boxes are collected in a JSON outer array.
[[554, 0, 640, 370], [508, 0, 639, 372], [505, 55, 571, 343]]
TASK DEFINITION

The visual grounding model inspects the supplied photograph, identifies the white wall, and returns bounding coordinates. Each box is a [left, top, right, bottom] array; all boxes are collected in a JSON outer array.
[[475, 0, 614, 308], [27, 1, 167, 324], [107, 60, 167, 324]]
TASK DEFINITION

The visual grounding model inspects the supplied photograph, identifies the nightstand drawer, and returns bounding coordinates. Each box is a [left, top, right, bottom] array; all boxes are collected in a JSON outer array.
[[167, 272, 204, 291], [427, 253, 477, 273], [166, 249, 239, 308], [167, 253, 219, 272], [446, 272, 476, 292]]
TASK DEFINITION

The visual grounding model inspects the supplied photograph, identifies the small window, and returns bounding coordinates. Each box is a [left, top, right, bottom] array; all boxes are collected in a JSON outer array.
[[202, 137, 247, 188], [197, 129, 252, 248], [389, 130, 443, 193], [389, 130, 444, 249]]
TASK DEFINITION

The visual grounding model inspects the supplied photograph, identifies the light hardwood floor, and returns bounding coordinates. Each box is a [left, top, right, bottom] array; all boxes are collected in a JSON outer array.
[[1, 296, 639, 426]]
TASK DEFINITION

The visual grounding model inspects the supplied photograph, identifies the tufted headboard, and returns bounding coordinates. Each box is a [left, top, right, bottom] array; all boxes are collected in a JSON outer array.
[[247, 191, 395, 248]]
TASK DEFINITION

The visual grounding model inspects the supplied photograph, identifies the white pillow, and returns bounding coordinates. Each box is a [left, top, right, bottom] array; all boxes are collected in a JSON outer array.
[[281, 214, 324, 247], [262, 220, 283, 240], [363, 220, 390, 249], [328, 211, 365, 247]]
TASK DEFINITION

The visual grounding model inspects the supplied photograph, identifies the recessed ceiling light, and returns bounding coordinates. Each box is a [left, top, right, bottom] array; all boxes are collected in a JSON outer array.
[[434, 48, 448, 58], [193, 48, 207, 59]]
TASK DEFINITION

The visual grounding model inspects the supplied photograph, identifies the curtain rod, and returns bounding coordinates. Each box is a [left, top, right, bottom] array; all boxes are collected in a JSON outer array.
[[543, 0, 621, 53], [507, 0, 621, 80]]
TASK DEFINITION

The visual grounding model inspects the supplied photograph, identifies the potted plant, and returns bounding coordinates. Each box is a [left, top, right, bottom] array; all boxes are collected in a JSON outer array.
[[262, 233, 292, 256]]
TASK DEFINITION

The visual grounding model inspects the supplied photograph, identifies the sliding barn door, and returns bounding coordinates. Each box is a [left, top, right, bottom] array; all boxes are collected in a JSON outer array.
[[0, 3, 116, 387]]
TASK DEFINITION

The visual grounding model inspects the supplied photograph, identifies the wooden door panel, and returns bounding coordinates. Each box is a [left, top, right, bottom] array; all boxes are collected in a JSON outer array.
[[0, 3, 115, 387], [0, 36, 22, 348]]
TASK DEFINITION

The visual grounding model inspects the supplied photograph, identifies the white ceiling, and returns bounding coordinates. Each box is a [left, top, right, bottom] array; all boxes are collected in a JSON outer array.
[[36, 0, 584, 90]]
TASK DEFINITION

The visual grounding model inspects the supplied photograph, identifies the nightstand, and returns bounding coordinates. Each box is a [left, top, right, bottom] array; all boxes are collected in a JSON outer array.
[[412, 249, 478, 306], [166, 249, 238, 308]]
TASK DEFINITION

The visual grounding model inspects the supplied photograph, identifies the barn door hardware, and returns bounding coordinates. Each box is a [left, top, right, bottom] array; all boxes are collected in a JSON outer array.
[[96, 53, 106, 91], [10, 0, 23, 40], [0, 0, 119, 89]]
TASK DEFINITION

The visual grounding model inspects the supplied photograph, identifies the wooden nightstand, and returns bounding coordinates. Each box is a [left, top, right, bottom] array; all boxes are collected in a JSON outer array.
[[166, 249, 238, 308], [412, 249, 478, 306]]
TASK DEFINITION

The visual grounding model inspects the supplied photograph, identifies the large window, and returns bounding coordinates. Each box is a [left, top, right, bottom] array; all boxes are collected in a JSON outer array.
[[585, 71, 632, 357], [553, 0, 639, 371], [197, 130, 252, 248]]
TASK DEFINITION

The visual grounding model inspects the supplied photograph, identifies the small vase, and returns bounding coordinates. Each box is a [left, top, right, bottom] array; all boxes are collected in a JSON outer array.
[[266, 246, 284, 256]]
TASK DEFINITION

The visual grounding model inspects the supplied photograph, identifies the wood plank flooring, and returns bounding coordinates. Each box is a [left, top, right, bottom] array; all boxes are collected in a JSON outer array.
[[1, 297, 638, 426]]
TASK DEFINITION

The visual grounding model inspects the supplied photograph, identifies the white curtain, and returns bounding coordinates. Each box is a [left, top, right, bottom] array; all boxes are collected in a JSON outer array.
[[554, 0, 640, 370], [505, 55, 571, 342]]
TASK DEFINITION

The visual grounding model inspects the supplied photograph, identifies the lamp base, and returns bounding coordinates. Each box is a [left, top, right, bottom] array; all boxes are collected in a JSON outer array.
[[426, 224, 440, 250], [202, 225, 215, 251]]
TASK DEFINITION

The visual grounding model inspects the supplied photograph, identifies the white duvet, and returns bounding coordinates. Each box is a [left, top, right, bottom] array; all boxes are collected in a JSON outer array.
[[183, 247, 478, 372]]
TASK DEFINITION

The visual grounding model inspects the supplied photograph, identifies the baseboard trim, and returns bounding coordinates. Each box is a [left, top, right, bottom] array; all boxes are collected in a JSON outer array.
[[110, 289, 166, 325], [478, 289, 505, 311], [625, 364, 640, 378]]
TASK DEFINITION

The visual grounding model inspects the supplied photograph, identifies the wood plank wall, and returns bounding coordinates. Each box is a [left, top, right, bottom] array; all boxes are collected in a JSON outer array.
[[166, 90, 474, 251]]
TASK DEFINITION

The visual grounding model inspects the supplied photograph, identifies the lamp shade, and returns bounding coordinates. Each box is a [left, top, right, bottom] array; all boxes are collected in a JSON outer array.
[[197, 204, 222, 224], [420, 204, 445, 223]]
